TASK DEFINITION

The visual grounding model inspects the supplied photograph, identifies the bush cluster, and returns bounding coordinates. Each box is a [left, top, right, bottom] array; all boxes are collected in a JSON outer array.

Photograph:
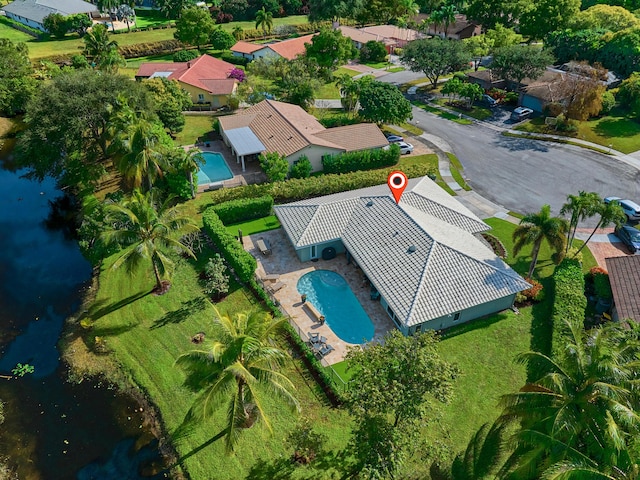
[[322, 145, 400, 174], [289, 156, 312, 179], [118, 40, 184, 59], [551, 258, 586, 356], [202, 208, 257, 282], [211, 195, 273, 224], [201, 164, 435, 206], [522, 277, 543, 301], [590, 266, 612, 299], [219, 50, 249, 66], [173, 49, 200, 62]]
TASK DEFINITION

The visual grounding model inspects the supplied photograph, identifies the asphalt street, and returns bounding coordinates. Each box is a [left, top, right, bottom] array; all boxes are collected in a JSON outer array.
[[378, 71, 640, 227]]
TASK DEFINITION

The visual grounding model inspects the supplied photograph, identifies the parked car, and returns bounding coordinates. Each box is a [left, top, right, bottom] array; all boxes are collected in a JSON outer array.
[[397, 142, 414, 154], [510, 107, 533, 121], [481, 94, 498, 107], [604, 197, 640, 222], [615, 225, 640, 253], [386, 134, 404, 143]]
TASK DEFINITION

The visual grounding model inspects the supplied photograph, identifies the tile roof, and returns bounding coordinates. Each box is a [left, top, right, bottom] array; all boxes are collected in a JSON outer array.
[[360, 25, 422, 42], [606, 256, 640, 323], [3, 0, 96, 24], [313, 124, 389, 152], [230, 40, 265, 54], [200, 78, 237, 95], [267, 34, 315, 60], [275, 177, 529, 326], [338, 25, 394, 45], [136, 55, 236, 93]]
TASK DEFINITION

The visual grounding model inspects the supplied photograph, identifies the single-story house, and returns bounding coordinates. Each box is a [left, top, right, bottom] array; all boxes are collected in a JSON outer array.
[[420, 14, 481, 40], [2, 0, 98, 32], [338, 25, 396, 53], [274, 177, 531, 334], [466, 70, 507, 91], [605, 256, 640, 324], [359, 25, 423, 49], [230, 34, 315, 61], [218, 99, 388, 172], [135, 54, 237, 107]]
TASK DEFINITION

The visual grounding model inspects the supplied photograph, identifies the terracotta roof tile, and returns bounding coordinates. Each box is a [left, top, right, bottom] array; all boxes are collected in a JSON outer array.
[[267, 34, 315, 60], [231, 40, 265, 54], [606, 256, 640, 323], [313, 124, 389, 152]]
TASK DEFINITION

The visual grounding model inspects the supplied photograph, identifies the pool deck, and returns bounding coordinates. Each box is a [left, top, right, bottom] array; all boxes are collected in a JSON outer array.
[[195, 141, 266, 192], [247, 228, 396, 366]]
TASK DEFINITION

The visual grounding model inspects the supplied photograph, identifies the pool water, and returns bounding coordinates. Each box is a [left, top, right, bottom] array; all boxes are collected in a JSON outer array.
[[297, 270, 374, 344], [197, 152, 234, 184]]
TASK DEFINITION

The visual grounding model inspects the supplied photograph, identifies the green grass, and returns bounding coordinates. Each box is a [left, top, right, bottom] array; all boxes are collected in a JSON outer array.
[[398, 153, 456, 195], [434, 98, 494, 121], [361, 61, 388, 69], [0, 18, 35, 43], [334, 66, 360, 77], [398, 122, 423, 135], [133, 9, 174, 29], [415, 101, 473, 125], [447, 152, 471, 191], [224, 215, 281, 236], [174, 115, 216, 147], [315, 81, 341, 99], [87, 247, 352, 479]]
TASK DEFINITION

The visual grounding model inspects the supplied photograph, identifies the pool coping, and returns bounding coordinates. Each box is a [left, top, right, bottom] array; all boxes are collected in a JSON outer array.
[[196, 151, 235, 187]]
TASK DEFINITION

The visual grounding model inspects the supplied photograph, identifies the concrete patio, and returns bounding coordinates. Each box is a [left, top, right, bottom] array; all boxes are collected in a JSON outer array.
[[244, 228, 396, 366]]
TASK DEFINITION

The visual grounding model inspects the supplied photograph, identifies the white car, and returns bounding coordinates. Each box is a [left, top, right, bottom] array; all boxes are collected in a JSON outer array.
[[397, 142, 414, 154]]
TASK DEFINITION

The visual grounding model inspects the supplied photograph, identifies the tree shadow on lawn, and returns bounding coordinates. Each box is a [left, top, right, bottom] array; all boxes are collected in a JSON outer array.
[[526, 277, 554, 382], [83, 290, 151, 322], [439, 313, 509, 341], [594, 117, 640, 138], [150, 296, 208, 330], [245, 448, 353, 480]]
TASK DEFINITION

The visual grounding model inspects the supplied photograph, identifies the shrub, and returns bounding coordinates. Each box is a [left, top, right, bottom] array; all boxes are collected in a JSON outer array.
[[318, 113, 360, 128], [504, 91, 519, 105], [522, 277, 543, 301], [202, 208, 257, 282], [259, 152, 289, 182], [274, 25, 298, 36], [227, 95, 240, 111], [289, 156, 312, 179], [551, 259, 586, 356], [220, 50, 249, 66], [601, 90, 616, 114], [173, 49, 200, 62], [544, 102, 564, 117], [322, 145, 400, 174], [228, 67, 246, 82], [118, 40, 184, 59], [201, 253, 230, 300], [360, 40, 388, 63], [592, 269, 612, 299], [163, 171, 192, 200], [211, 195, 274, 224]]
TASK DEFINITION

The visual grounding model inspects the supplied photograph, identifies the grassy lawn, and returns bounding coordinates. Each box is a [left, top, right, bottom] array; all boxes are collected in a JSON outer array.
[[335, 66, 359, 77], [398, 153, 456, 195], [447, 153, 471, 191], [315, 81, 341, 99], [133, 9, 174, 28], [173, 115, 216, 147], [0, 18, 35, 43], [515, 107, 640, 154], [434, 98, 494, 121], [361, 60, 388, 69], [398, 122, 423, 135], [415, 101, 473, 125], [224, 215, 281, 236], [86, 247, 352, 479]]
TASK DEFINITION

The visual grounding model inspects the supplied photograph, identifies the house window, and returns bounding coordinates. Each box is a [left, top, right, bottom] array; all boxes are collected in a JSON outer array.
[[454, 312, 461, 321], [197, 94, 205, 103], [310, 245, 317, 259]]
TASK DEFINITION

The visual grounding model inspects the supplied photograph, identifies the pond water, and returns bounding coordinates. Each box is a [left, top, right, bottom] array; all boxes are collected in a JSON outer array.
[[0, 136, 164, 478]]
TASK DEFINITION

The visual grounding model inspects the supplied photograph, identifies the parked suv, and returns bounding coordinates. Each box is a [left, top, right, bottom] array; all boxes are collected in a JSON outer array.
[[615, 224, 640, 253], [604, 197, 640, 222], [481, 94, 498, 107], [510, 107, 533, 121]]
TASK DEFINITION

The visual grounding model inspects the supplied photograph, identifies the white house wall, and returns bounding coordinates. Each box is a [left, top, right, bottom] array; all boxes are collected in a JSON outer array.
[[286, 145, 344, 172]]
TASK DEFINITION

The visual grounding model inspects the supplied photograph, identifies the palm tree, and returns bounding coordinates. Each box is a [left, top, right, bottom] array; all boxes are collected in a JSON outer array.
[[175, 309, 300, 453], [560, 191, 601, 253], [165, 147, 204, 199], [255, 7, 273, 39], [83, 24, 119, 65], [498, 320, 640, 479], [512, 204, 568, 278], [100, 189, 199, 293], [439, 4, 457, 37], [542, 460, 640, 480], [573, 200, 626, 257], [428, 9, 445, 35]]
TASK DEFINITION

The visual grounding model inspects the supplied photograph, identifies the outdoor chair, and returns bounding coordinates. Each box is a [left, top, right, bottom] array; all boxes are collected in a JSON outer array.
[[308, 332, 319, 343], [318, 344, 334, 357]]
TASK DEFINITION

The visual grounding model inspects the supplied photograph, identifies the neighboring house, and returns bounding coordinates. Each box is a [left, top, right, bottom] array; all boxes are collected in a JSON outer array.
[[2, 0, 98, 32], [135, 54, 237, 107], [338, 25, 395, 53], [359, 25, 423, 49], [421, 14, 481, 40], [275, 177, 530, 334], [230, 34, 315, 61], [218, 99, 388, 172], [605, 256, 640, 324], [466, 70, 507, 91]]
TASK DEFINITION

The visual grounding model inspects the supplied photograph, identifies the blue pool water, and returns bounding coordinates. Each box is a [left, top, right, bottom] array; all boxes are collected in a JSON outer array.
[[197, 152, 234, 184], [297, 270, 374, 344]]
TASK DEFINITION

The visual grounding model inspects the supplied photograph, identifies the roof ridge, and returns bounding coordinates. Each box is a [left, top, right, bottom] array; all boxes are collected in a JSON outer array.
[[264, 99, 327, 143], [404, 190, 487, 230], [405, 240, 437, 325]]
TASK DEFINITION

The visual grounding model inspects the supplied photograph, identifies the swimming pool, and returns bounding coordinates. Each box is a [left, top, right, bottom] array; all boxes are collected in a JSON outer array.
[[197, 152, 234, 184], [297, 270, 374, 344]]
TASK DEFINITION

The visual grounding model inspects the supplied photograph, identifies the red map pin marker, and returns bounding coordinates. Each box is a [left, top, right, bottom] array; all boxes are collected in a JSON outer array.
[[387, 171, 407, 204]]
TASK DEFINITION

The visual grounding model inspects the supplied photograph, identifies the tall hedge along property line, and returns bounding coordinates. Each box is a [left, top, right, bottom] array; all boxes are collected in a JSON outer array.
[[211, 195, 273, 225], [322, 144, 401, 174], [551, 258, 586, 357], [202, 208, 257, 282]]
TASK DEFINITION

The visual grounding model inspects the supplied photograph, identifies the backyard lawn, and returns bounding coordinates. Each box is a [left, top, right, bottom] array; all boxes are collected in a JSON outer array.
[[224, 215, 281, 236], [173, 115, 216, 147], [0, 17, 34, 43]]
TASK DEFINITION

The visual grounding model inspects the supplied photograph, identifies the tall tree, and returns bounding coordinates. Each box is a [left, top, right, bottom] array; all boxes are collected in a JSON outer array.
[[560, 191, 601, 253], [154, 0, 192, 19], [254, 7, 273, 38], [116, 4, 136, 32], [143, 77, 192, 135], [438, 3, 457, 36], [174, 6, 216, 49], [465, 0, 533, 30], [491, 45, 554, 91], [573, 200, 626, 257], [175, 309, 300, 453], [101, 189, 199, 293], [512, 204, 568, 278], [402, 38, 471, 86], [307, 0, 364, 22], [304, 27, 357, 71], [0, 40, 36, 116], [164, 146, 204, 198], [358, 80, 413, 125], [519, 0, 581, 40], [571, 4, 640, 32], [83, 24, 120, 67], [498, 320, 640, 479]]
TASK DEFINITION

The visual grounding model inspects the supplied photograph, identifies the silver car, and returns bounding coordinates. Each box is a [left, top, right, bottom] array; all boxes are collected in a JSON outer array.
[[397, 142, 414, 154]]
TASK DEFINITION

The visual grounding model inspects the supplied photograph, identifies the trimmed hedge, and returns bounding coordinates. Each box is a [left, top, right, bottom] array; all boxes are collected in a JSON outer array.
[[219, 50, 249, 66], [551, 258, 586, 357], [118, 39, 184, 59], [322, 144, 400, 174], [211, 195, 273, 225], [202, 208, 257, 283], [200, 164, 435, 207]]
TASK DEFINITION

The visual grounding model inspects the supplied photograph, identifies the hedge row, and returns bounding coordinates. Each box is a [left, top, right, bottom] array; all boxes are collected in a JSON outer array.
[[322, 144, 400, 174], [211, 195, 273, 225], [201, 164, 436, 207], [219, 50, 249, 66], [202, 208, 257, 283], [118, 39, 184, 59], [551, 258, 586, 357]]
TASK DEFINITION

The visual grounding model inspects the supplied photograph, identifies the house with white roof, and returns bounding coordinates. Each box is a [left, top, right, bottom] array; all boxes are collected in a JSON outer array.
[[2, 0, 97, 32], [274, 177, 530, 333], [218, 99, 388, 172]]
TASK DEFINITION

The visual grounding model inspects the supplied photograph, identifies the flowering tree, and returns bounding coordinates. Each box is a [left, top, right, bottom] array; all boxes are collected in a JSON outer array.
[[228, 67, 246, 82]]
